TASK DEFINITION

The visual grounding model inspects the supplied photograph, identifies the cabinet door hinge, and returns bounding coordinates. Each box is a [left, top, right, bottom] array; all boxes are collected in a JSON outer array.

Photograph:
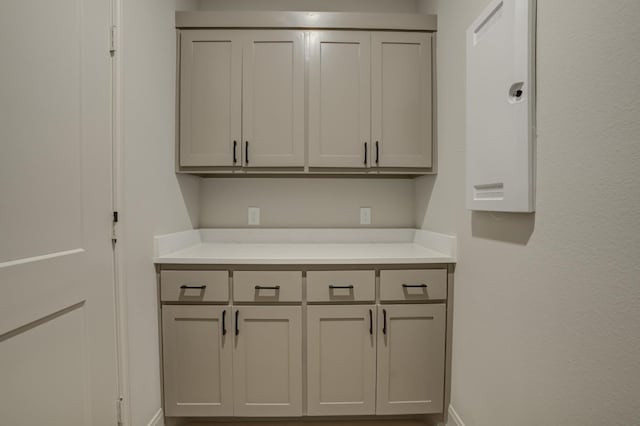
[[110, 26, 119, 55], [116, 397, 124, 425]]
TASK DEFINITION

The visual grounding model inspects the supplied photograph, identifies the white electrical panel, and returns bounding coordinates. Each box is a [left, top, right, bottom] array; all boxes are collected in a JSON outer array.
[[466, 0, 536, 212]]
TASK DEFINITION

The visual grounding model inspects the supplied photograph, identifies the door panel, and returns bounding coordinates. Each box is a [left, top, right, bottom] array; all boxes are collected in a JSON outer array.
[[1, 304, 89, 426], [307, 305, 376, 415], [377, 304, 445, 415], [162, 305, 233, 417], [372, 32, 433, 168], [309, 31, 371, 167], [180, 30, 242, 167], [233, 306, 302, 416], [0, 0, 118, 424], [242, 31, 305, 167]]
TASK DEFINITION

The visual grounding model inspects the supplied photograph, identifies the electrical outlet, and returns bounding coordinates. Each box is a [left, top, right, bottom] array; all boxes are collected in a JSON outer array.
[[360, 207, 371, 225], [248, 207, 260, 225]]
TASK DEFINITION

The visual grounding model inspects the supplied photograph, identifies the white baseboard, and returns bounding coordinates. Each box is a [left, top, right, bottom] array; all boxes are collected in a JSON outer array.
[[147, 408, 164, 426], [448, 405, 466, 426]]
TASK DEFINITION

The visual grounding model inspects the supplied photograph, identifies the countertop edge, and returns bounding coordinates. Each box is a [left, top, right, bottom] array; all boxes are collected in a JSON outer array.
[[153, 229, 457, 265], [153, 256, 456, 265]]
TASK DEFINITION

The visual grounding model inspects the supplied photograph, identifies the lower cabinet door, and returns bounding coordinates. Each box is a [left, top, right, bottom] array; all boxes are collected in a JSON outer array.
[[162, 305, 233, 417], [233, 306, 302, 416], [376, 304, 446, 415], [307, 305, 376, 415]]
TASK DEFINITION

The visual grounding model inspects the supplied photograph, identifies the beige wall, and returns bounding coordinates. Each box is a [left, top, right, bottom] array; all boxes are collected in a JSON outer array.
[[121, 1, 200, 425], [200, 178, 415, 228], [416, 0, 640, 425]]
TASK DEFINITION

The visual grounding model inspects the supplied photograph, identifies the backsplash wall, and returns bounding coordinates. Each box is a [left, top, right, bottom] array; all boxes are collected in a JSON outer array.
[[199, 178, 415, 228]]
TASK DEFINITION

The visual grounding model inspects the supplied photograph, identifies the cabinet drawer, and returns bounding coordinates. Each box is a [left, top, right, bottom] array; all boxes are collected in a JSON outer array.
[[160, 270, 229, 302], [233, 271, 302, 302], [307, 270, 375, 302], [380, 269, 447, 301]]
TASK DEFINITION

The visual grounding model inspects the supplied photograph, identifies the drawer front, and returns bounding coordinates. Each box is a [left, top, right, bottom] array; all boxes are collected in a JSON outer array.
[[161, 270, 229, 302], [307, 270, 375, 302], [233, 271, 302, 302], [380, 269, 447, 301]]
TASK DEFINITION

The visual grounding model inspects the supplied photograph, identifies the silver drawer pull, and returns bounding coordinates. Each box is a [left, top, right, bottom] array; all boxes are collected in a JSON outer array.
[[180, 285, 207, 290], [255, 285, 280, 290], [402, 284, 427, 288], [329, 284, 354, 289]]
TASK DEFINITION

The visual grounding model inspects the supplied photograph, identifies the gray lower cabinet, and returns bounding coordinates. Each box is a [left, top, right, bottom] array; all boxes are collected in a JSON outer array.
[[160, 267, 448, 419], [233, 306, 303, 416], [162, 305, 233, 417], [306, 305, 377, 415], [376, 304, 446, 415]]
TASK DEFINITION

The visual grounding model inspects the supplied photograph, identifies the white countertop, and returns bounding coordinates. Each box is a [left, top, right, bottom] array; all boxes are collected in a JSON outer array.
[[154, 228, 456, 265]]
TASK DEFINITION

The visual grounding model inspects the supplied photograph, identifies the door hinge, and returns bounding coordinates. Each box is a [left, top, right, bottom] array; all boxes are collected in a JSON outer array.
[[116, 396, 124, 425], [110, 25, 119, 55], [112, 211, 119, 245]]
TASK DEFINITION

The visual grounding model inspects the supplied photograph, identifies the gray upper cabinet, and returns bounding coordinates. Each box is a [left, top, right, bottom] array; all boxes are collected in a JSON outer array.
[[179, 30, 242, 167], [308, 31, 371, 168], [178, 30, 304, 169], [177, 27, 435, 173], [372, 32, 433, 168], [309, 31, 434, 170], [242, 31, 305, 167]]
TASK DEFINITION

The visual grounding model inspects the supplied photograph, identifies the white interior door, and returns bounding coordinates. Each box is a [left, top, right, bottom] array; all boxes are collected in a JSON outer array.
[[0, 1, 119, 425]]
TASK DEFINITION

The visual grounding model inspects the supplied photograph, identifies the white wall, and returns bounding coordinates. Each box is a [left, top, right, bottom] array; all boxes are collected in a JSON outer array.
[[417, 1, 640, 425], [121, 1, 199, 425], [200, 178, 415, 228]]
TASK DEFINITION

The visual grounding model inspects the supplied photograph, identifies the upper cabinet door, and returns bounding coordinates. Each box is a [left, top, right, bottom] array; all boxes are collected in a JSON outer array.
[[179, 30, 242, 167], [372, 32, 433, 168], [308, 31, 371, 168], [242, 31, 305, 167]]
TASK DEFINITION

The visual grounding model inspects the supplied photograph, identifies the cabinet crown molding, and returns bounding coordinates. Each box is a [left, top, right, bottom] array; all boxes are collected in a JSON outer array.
[[176, 11, 437, 32]]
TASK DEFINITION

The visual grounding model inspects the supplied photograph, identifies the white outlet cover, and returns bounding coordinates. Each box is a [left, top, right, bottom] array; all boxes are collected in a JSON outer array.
[[360, 207, 371, 225], [248, 207, 260, 225]]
